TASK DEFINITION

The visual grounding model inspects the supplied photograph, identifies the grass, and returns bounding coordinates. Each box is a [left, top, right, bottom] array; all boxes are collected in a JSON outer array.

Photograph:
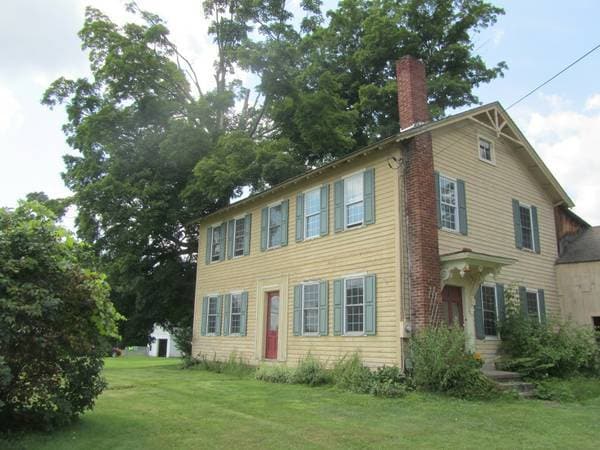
[[3, 357, 600, 449]]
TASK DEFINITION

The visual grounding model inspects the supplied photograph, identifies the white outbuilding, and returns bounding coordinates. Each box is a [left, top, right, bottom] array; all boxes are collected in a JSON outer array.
[[147, 324, 183, 358]]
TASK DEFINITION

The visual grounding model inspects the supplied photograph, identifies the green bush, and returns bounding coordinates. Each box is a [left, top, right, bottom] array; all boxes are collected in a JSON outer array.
[[498, 298, 599, 378], [292, 354, 329, 386], [188, 353, 254, 377], [533, 377, 600, 402], [0, 202, 123, 431], [369, 366, 409, 398], [410, 325, 498, 398], [331, 353, 373, 394], [255, 365, 295, 384]]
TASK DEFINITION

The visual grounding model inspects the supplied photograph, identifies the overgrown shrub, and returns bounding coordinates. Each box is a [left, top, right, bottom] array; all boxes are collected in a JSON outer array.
[[292, 354, 329, 386], [533, 376, 600, 402], [331, 353, 373, 394], [255, 365, 295, 384], [170, 324, 192, 360], [187, 352, 253, 377], [0, 202, 123, 431], [498, 295, 599, 378], [410, 325, 498, 398], [369, 366, 409, 398]]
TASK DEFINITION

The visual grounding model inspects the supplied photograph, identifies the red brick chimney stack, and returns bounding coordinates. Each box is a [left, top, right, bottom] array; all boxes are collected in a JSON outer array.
[[396, 56, 441, 331]]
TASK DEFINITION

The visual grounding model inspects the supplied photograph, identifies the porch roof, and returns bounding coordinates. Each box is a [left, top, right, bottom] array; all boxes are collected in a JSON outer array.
[[440, 249, 517, 283]]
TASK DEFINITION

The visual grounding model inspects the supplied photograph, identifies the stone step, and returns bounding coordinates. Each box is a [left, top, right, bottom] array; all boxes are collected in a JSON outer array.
[[482, 369, 522, 382]]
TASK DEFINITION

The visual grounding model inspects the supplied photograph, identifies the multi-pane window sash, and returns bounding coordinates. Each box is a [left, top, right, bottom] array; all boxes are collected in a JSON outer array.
[[526, 290, 540, 322], [344, 173, 364, 228], [345, 277, 365, 333], [479, 137, 493, 162], [302, 284, 320, 334], [233, 218, 245, 257], [230, 293, 242, 334], [304, 189, 321, 239], [268, 204, 282, 248], [519, 205, 534, 250], [439, 175, 458, 231], [481, 285, 498, 337], [207, 296, 219, 334], [210, 227, 222, 262]]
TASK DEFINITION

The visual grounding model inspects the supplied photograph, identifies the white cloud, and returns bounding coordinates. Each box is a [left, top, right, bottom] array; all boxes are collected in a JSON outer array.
[[493, 29, 505, 46], [522, 94, 600, 225], [0, 85, 24, 134], [585, 93, 600, 111]]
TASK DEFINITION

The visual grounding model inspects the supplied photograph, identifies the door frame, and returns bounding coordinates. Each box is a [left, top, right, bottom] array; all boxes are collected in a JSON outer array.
[[254, 276, 289, 363], [264, 291, 280, 359]]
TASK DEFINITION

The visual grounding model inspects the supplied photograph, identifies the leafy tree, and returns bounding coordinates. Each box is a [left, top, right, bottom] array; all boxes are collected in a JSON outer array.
[[0, 201, 123, 431], [24, 192, 71, 219]]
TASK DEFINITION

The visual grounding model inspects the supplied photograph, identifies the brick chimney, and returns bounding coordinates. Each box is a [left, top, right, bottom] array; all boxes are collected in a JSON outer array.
[[396, 56, 441, 331]]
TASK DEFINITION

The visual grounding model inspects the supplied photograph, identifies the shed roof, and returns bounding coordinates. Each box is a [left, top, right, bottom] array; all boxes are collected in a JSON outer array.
[[557, 227, 600, 264]]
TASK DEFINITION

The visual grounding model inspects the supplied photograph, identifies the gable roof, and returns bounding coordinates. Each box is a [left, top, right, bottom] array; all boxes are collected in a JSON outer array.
[[196, 101, 574, 223], [557, 227, 600, 264]]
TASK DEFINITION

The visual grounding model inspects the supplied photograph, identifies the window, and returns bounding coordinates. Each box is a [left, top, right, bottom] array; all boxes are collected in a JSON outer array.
[[519, 205, 534, 251], [268, 203, 282, 248], [207, 296, 219, 334], [229, 293, 242, 334], [233, 217, 245, 257], [439, 175, 458, 231], [210, 226, 222, 262], [479, 137, 494, 162], [302, 283, 320, 335], [344, 173, 364, 228], [526, 290, 540, 322], [304, 188, 321, 239], [344, 277, 365, 334], [481, 284, 499, 337]]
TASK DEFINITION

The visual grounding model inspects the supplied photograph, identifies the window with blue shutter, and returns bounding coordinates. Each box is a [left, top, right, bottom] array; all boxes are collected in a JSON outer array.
[[204, 227, 213, 265], [334, 169, 375, 232], [243, 214, 252, 256], [474, 287, 484, 340], [320, 185, 329, 236], [293, 282, 329, 336], [222, 294, 231, 335], [512, 200, 541, 253], [201, 297, 208, 336], [205, 296, 220, 335], [332, 275, 377, 336], [333, 279, 343, 335], [240, 291, 248, 336], [263, 200, 289, 249], [295, 193, 304, 242], [436, 172, 467, 234]]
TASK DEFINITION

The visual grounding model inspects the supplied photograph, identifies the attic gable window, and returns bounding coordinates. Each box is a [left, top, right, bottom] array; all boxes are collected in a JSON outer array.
[[479, 137, 494, 163]]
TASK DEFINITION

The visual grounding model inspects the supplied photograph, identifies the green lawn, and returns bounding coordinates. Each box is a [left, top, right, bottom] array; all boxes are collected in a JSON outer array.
[[3, 357, 600, 449]]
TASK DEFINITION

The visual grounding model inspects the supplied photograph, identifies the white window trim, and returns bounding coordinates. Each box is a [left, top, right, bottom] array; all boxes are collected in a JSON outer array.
[[206, 295, 219, 336], [301, 282, 320, 336], [267, 201, 284, 250], [526, 288, 542, 323], [303, 187, 322, 241], [439, 173, 460, 233], [481, 282, 500, 339], [518, 202, 536, 252], [343, 170, 365, 230], [343, 275, 366, 336], [209, 223, 222, 263], [477, 135, 496, 165], [229, 292, 243, 335], [232, 215, 246, 258]]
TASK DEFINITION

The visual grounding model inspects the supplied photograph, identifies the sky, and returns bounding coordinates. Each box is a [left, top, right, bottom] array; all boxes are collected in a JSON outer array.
[[1, 0, 599, 225]]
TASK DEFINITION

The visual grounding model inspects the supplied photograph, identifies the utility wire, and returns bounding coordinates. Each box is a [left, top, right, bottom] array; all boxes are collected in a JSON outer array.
[[507, 42, 600, 110]]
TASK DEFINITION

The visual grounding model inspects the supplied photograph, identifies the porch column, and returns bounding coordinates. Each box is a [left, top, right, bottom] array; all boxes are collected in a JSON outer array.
[[462, 284, 478, 352]]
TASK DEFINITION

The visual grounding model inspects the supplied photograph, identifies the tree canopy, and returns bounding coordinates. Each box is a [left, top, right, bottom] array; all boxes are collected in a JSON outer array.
[[43, 0, 506, 342]]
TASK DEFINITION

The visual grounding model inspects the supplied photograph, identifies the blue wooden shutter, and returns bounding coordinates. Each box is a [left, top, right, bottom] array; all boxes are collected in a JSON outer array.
[[219, 223, 227, 261], [205, 227, 213, 264], [496, 283, 505, 322], [519, 286, 527, 317], [215, 295, 223, 335], [474, 287, 484, 339], [319, 281, 328, 336], [293, 285, 302, 336], [240, 292, 248, 336], [538, 289, 546, 323], [333, 279, 343, 335], [512, 199, 523, 249], [260, 207, 268, 251], [201, 297, 208, 336], [227, 220, 235, 259], [434, 172, 441, 228], [531, 206, 541, 254], [281, 200, 289, 246], [363, 168, 375, 225], [365, 275, 376, 335], [295, 193, 304, 242], [457, 179, 468, 235], [222, 294, 231, 336], [243, 214, 252, 256], [320, 184, 329, 236], [334, 180, 344, 232]]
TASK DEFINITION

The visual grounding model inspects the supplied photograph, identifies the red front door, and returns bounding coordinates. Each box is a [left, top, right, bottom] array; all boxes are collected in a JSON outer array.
[[265, 291, 279, 359], [441, 285, 464, 327]]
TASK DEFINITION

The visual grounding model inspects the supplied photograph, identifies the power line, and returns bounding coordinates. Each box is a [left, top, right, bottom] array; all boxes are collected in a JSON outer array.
[[507, 42, 600, 110]]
